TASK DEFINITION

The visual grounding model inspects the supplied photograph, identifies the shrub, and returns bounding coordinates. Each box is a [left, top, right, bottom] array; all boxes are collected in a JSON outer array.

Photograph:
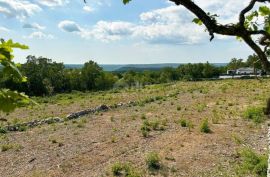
[[237, 148, 267, 177], [146, 152, 161, 170], [200, 118, 211, 133], [141, 120, 151, 137], [179, 119, 187, 127], [111, 162, 140, 177], [244, 107, 264, 123], [0, 127, 7, 134]]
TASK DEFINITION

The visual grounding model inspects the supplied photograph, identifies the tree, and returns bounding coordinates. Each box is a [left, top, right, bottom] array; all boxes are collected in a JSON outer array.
[[121, 0, 270, 70], [21, 56, 67, 96], [227, 58, 246, 70], [81, 60, 103, 90], [246, 54, 262, 69]]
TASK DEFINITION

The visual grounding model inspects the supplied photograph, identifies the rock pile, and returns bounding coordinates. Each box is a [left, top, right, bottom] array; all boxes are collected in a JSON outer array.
[[4, 103, 124, 132]]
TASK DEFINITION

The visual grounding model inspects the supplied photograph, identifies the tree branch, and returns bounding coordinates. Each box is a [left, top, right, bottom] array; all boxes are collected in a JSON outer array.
[[169, 0, 270, 70]]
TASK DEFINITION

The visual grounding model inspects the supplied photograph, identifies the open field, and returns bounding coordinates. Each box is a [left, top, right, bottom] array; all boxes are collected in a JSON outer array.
[[0, 79, 269, 177]]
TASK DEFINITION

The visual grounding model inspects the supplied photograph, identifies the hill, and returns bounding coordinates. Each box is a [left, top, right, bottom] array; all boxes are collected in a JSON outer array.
[[65, 63, 228, 72]]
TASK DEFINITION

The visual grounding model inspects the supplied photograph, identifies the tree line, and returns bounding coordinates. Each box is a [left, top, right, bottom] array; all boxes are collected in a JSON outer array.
[[0, 54, 261, 96]]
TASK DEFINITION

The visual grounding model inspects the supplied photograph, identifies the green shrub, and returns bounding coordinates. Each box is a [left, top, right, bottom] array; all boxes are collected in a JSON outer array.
[[0, 127, 7, 134], [146, 152, 161, 170], [111, 162, 140, 177], [200, 119, 211, 133], [179, 119, 187, 127], [244, 107, 265, 123], [141, 120, 151, 137], [237, 148, 267, 177]]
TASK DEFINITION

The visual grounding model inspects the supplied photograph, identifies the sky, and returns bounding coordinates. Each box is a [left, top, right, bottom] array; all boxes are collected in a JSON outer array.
[[0, 0, 257, 64]]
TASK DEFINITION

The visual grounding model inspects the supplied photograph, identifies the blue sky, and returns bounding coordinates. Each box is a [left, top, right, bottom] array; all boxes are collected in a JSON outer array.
[[0, 0, 254, 64]]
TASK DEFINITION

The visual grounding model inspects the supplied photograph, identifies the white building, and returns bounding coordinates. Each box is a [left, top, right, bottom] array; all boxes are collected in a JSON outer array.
[[235, 67, 261, 75]]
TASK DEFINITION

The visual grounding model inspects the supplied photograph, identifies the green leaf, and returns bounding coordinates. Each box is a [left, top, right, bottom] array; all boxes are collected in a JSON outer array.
[[192, 18, 203, 26], [259, 6, 270, 16], [0, 39, 31, 113], [236, 36, 243, 42], [0, 89, 30, 113], [123, 0, 132, 5]]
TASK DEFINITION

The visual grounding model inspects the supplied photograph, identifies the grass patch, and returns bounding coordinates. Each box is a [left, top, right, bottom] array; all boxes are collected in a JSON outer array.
[[236, 148, 267, 177], [1, 143, 22, 152], [244, 106, 265, 124], [111, 162, 141, 177]]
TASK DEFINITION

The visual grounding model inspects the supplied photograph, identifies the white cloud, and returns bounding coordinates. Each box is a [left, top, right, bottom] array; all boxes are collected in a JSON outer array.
[[24, 31, 54, 39], [83, 5, 94, 13], [0, 0, 41, 20], [134, 6, 206, 44], [82, 21, 134, 42], [0, 26, 9, 32], [58, 1, 257, 45], [37, 0, 68, 7], [58, 20, 81, 32], [23, 23, 45, 30], [62, 6, 206, 44]]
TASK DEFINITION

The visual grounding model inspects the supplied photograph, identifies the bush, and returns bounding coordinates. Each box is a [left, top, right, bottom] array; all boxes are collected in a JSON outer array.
[[0, 127, 7, 134], [146, 152, 161, 170], [244, 107, 265, 123], [179, 119, 187, 127], [200, 118, 211, 133], [141, 120, 151, 137], [237, 148, 267, 177], [111, 162, 140, 177]]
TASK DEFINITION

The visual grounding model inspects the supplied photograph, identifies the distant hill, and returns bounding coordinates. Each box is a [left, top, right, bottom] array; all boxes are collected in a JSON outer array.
[[64, 63, 228, 72]]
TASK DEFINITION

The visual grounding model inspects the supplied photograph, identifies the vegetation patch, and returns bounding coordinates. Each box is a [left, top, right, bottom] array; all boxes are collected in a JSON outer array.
[[236, 148, 267, 177], [243, 106, 265, 124], [111, 162, 141, 177], [146, 152, 161, 171], [140, 119, 166, 137], [200, 118, 211, 133], [1, 143, 22, 152]]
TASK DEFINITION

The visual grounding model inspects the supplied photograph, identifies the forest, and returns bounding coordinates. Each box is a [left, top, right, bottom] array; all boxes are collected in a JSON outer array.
[[0, 54, 262, 97]]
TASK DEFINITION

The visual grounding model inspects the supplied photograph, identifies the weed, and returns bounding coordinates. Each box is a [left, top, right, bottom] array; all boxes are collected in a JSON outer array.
[[178, 119, 187, 127], [177, 106, 181, 111], [141, 114, 146, 120], [0, 127, 7, 134], [141, 120, 151, 137], [237, 148, 267, 177], [200, 118, 211, 133], [244, 106, 264, 124], [212, 109, 220, 124], [1, 143, 22, 152], [146, 152, 161, 170], [231, 134, 243, 145], [187, 120, 194, 132], [196, 103, 207, 112], [111, 162, 141, 177], [111, 136, 116, 143]]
